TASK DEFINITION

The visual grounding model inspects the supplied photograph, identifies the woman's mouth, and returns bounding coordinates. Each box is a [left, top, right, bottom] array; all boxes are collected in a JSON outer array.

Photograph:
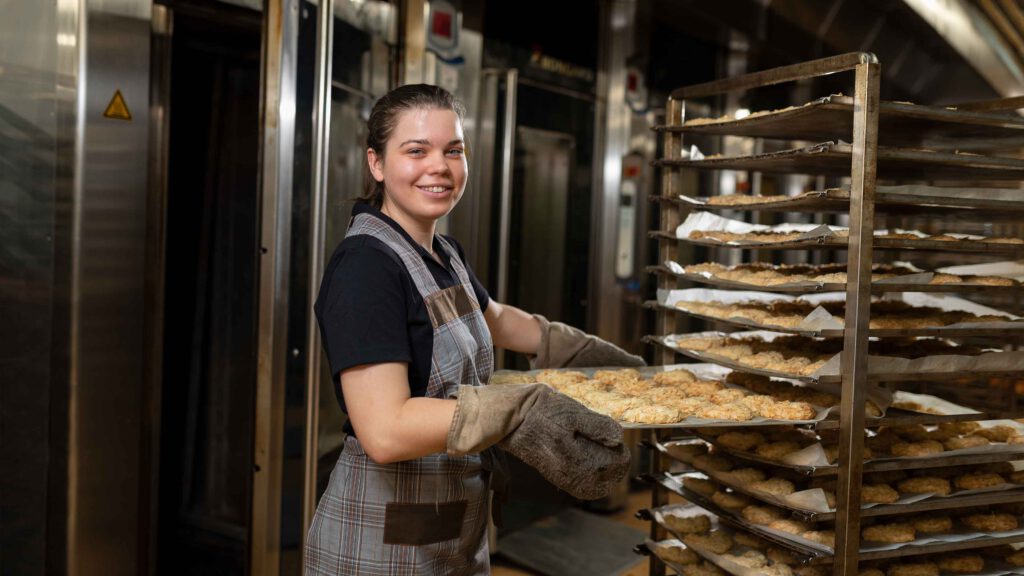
[[418, 185, 451, 197]]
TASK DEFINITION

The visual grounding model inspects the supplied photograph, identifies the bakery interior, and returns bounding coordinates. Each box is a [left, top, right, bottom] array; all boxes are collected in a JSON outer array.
[[7, 0, 1024, 574]]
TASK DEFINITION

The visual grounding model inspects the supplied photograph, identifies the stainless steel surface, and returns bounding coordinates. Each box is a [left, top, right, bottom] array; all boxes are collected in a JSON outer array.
[[903, 0, 1024, 98], [495, 69, 517, 305], [302, 0, 332, 540], [142, 6, 172, 575], [68, 2, 153, 574], [512, 127, 572, 320], [469, 70, 501, 289], [592, 0, 634, 342], [0, 1, 66, 571], [253, 0, 298, 573]]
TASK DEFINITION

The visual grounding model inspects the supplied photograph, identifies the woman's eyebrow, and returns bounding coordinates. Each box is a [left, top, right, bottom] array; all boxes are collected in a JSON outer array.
[[398, 139, 430, 147]]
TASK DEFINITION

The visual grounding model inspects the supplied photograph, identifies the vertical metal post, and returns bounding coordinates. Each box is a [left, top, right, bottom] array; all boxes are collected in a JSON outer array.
[[495, 69, 518, 307], [833, 59, 880, 576], [253, 0, 298, 573], [302, 0, 334, 541], [401, 0, 426, 84], [657, 97, 683, 366]]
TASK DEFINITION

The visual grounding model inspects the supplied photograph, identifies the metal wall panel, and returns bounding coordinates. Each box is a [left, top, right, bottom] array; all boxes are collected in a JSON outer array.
[[70, 1, 152, 573]]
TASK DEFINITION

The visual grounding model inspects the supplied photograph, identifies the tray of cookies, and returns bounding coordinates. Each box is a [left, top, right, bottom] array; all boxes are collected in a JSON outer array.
[[650, 261, 1023, 294], [662, 211, 1024, 254], [645, 503, 824, 575], [654, 288, 1024, 338], [682, 447, 1024, 521], [684, 422, 1024, 476], [492, 364, 894, 428], [647, 471, 1024, 564], [653, 331, 1024, 384], [661, 184, 1024, 218]]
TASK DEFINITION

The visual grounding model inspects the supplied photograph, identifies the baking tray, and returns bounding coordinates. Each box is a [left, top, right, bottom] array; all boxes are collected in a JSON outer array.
[[653, 95, 1024, 149], [645, 300, 1024, 339], [644, 472, 1024, 564], [656, 185, 1024, 219], [652, 141, 1024, 181], [644, 334, 1024, 385], [662, 434, 1024, 478], [686, 457, 1024, 522], [652, 230, 1024, 255], [647, 264, 1024, 295]]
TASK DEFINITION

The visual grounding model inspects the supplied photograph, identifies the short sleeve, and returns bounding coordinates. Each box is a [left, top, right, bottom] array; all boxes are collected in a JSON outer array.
[[315, 241, 412, 379], [444, 235, 491, 312]]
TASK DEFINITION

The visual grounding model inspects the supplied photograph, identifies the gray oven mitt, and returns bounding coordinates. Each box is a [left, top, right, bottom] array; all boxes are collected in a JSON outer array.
[[528, 314, 645, 369], [447, 384, 630, 500]]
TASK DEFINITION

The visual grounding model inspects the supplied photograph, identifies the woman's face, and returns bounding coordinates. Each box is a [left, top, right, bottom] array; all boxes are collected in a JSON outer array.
[[368, 107, 467, 227]]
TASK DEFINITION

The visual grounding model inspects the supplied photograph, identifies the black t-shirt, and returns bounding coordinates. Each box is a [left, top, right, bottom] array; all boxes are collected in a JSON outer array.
[[314, 203, 490, 434]]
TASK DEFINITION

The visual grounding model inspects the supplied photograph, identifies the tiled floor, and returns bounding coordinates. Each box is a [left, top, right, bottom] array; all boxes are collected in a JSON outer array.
[[490, 488, 686, 576]]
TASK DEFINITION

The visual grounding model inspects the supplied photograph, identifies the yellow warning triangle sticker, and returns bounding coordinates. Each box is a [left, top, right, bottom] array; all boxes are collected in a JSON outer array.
[[103, 90, 132, 121]]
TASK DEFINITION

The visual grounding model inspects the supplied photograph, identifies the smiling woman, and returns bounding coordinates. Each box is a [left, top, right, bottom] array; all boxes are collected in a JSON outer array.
[[304, 84, 643, 576]]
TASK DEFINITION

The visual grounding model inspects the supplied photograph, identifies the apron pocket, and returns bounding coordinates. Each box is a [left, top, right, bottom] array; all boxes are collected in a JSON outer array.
[[383, 500, 467, 546]]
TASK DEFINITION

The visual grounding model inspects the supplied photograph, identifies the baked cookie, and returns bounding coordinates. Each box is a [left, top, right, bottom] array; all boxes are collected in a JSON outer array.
[[759, 400, 817, 421], [973, 424, 1017, 442], [620, 404, 683, 424], [726, 467, 767, 483], [682, 530, 733, 554], [710, 490, 751, 510], [886, 562, 938, 576], [755, 441, 802, 461], [659, 544, 699, 565], [733, 530, 765, 550], [593, 368, 642, 385], [953, 472, 1005, 490], [862, 522, 915, 543], [728, 550, 768, 568], [800, 529, 835, 548], [943, 435, 989, 451], [653, 368, 697, 386], [489, 372, 536, 385], [936, 554, 984, 573], [664, 443, 707, 463], [695, 402, 754, 421], [1007, 549, 1024, 566], [961, 512, 1018, 531], [692, 454, 734, 472], [708, 388, 749, 405], [912, 516, 952, 533], [793, 566, 827, 576], [683, 477, 718, 498], [680, 561, 726, 576], [663, 513, 712, 535], [890, 440, 944, 457], [750, 478, 796, 497], [766, 546, 799, 564], [897, 476, 951, 496], [535, 369, 588, 388], [767, 518, 811, 535], [681, 379, 727, 396], [741, 504, 784, 525], [861, 483, 899, 504]]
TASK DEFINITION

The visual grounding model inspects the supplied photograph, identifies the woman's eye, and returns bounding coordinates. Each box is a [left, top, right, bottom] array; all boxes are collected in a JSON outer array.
[[446, 148, 464, 157], [406, 148, 424, 155]]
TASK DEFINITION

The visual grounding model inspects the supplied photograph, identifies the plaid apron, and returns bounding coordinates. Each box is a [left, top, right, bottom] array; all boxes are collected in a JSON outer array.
[[305, 212, 494, 575]]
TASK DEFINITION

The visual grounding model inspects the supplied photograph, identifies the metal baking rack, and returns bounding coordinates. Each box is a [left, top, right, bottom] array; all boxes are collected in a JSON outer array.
[[657, 186, 1024, 220], [643, 300, 1024, 339], [643, 472, 1024, 564], [652, 229, 1024, 255], [643, 51, 1024, 575], [654, 94, 1024, 149], [646, 264, 1024, 294]]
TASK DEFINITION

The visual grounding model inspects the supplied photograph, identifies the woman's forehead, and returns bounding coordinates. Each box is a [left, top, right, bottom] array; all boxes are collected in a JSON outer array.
[[391, 107, 463, 142]]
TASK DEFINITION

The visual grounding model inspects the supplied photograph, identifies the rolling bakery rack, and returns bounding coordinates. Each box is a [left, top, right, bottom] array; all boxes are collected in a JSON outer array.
[[640, 52, 1024, 575]]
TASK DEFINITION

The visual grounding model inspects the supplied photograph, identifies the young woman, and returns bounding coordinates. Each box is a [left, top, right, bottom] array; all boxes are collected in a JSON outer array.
[[305, 84, 643, 575]]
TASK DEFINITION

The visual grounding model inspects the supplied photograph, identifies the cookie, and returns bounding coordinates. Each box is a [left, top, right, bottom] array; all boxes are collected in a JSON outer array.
[[767, 518, 811, 535], [710, 490, 751, 510], [953, 472, 1005, 490], [663, 514, 712, 535], [861, 483, 899, 504], [912, 516, 952, 533], [936, 554, 984, 573], [750, 477, 796, 497], [741, 505, 784, 525], [653, 368, 697, 386], [862, 522, 915, 543], [943, 435, 989, 451], [620, 404, 683, 424], [961, 512, 1018, 531], [683, 476, 718, 498], [886, 563, 938, 576], [897, 477, 951, 496], [890, 440, 944, 457]]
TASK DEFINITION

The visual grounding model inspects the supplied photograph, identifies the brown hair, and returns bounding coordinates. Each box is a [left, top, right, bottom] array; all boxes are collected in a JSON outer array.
[[360, 84, 466, 208]]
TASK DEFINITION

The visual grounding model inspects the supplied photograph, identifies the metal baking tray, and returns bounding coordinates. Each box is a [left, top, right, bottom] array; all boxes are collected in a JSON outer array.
[[653, 142, 1024, 181], [685, 459, 1024, 522], [655, 186, 1024, 219], [647, 264, 1024, 295], [644, 335, 1024, 385], [651, 230, 1024, 255], [653, 95, 1024, 150], [668, 434, 1024, 478], [644, 300, 1024, 339], [644, 472, 1024, 563]]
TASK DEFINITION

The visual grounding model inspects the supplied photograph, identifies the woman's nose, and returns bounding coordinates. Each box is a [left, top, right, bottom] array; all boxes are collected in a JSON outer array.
[[429, 151, 451, 173]]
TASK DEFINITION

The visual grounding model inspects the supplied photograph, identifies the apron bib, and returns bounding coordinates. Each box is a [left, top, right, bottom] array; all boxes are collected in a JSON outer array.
[[305, 213, 494, 575]]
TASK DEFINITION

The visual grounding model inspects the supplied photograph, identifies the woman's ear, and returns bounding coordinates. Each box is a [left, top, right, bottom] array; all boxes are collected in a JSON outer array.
[[367, 148, 385, 182]]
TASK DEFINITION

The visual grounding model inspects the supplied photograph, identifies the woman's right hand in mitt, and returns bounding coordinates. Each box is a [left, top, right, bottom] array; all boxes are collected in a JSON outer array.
[[446, 384, 630, 500]]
